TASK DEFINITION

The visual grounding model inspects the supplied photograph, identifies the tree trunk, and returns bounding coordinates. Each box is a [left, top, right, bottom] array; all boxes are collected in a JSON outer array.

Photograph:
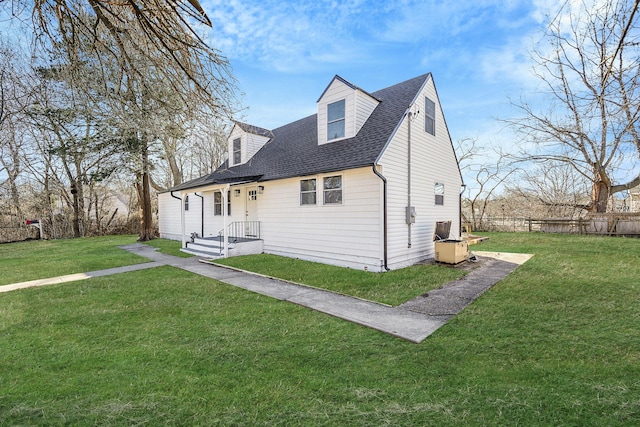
[[589, 167, 612, 214], [69, 179, 81, 237], [590, 181, 610, 213], [136, 144, 155, 241]]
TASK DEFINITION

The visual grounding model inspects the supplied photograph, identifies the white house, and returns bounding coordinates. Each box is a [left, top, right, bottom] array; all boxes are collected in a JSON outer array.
[[158, 73, 463, 272]]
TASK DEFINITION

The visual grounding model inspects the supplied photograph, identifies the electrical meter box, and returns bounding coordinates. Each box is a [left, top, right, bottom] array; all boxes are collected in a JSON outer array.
[[405, 206, 416, 224]]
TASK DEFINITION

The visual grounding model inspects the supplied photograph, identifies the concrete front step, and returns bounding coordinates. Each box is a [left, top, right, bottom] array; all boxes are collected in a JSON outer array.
[[182, 237, 264, 258], [180, 247, 223, 258], [183, 239, 228, 258]]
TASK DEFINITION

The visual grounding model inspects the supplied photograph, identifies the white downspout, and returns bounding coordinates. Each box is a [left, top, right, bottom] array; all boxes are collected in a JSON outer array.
[[222, 184, 230, 258]]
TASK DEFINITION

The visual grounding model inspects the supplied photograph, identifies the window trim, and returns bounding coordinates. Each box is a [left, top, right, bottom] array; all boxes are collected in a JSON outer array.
[[232, 137, 241, 165], [425, 97, 436, 136], [300, 178, 317, 206], [327, 99, 346, 141], [323, 175, 343, 205]]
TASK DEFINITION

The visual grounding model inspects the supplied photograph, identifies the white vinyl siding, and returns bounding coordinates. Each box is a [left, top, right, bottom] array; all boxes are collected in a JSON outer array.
[[355, 90, 379, 133], [377, 75, 462, 270], [158, 192, 182, 240], [246, 132, 269, 160], [158, 191, 203, 241], [260, 168, 384, 271]]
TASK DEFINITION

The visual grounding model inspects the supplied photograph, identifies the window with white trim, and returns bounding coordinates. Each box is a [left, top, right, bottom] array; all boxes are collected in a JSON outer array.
[[300, 178, 316, 205], [233, 138, 241, 164], [425, 97, 436, 136], [435, 182, 444, 205], [214, 191, 231, 215], [323, 175, 342, 204], [327, 100, 345, 141]]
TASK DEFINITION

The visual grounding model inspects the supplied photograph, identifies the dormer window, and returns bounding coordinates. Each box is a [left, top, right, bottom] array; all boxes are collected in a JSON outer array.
[[228, 122, 272, 166], [327, 100, 345, 141], [317, 75, 380, 145], [233, 138, 241, 164]]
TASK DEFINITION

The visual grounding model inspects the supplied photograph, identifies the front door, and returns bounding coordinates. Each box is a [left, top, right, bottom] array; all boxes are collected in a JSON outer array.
[[245, 187, 258, 237]]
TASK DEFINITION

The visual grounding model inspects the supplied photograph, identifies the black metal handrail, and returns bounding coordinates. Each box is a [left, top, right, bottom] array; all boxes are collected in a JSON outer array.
[[218, 221, 261, 240]]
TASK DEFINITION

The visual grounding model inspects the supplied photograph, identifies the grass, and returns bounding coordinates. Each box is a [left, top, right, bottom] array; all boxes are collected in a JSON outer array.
[[1, 232, 639, 425], [0, 235, 144, 286], [142, 238, 194, 258], [214, 253, 466, 306]]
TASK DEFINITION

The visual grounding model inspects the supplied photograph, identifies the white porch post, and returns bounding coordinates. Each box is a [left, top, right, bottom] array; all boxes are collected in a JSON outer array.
[[222, 184, 230, 258], [180, 191, 187, 249]]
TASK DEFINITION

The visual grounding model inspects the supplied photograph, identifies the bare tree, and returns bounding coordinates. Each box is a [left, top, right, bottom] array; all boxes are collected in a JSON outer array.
[[509, 0, 640, 213], [14, 1, 239, 240], [512, 162, 591, 218], [456, 137, 520, 230], [0, 39, 32, 220], [25, 0, 235, 107]]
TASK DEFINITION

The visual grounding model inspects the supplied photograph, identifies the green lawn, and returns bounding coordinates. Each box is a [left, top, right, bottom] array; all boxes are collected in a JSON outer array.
[[1, 233, 639, 425], [214, 253, 466, 306], [143, 238, 194, 258], [0, 235, 144, 285]]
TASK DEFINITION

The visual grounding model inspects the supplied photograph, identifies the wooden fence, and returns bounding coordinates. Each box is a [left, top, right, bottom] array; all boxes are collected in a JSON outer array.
[[471, 214, 640, 236]]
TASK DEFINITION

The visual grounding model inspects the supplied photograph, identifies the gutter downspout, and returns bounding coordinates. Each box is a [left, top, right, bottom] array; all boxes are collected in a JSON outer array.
[[170, 191, 186, 249], [373, 165, 390, 271], [407, 110, 412, 249], [194, 192, 204, 238]]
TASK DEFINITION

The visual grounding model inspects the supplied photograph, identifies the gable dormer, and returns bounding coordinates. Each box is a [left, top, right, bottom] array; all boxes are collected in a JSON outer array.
[[228, 122, 272, 167], [317, 75, 380, 145]]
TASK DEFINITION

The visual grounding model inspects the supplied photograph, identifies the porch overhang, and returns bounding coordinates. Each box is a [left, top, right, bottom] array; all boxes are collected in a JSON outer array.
[[170, 175, 263, 195]]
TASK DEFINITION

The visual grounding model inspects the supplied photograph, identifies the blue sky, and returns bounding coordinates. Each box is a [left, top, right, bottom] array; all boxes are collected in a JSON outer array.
[[201, 0, 554, 144]]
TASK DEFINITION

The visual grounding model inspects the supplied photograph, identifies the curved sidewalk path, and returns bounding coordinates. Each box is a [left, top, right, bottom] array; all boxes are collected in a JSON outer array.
[[1, 244, 532, 343]]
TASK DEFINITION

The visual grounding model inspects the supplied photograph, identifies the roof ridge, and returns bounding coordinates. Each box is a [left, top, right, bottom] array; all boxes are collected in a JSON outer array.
[[234, 121, 273, 138], [316, 74, 382, 103]]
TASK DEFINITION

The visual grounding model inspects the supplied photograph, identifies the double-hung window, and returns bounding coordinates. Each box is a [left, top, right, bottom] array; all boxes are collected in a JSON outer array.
[[233, 138, 241, 164], [327, 100, 345, 141], [300, 179, 316, 205], [323, 175, 342, 204], [425, 97, 436, 136], [214, 191, 231, 215]]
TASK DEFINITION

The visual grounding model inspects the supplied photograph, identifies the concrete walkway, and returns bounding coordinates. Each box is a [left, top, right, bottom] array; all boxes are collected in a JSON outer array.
[[1, 244, 532, 343]]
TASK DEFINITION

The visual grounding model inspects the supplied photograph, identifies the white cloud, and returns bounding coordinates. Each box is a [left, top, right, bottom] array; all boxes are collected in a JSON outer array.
[[202, 0, 376, 72], [202, 0, 543, 73]]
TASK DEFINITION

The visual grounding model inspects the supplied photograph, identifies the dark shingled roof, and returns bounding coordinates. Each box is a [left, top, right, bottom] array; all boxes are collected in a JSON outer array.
[[235, 122, 274, 138], [167, 73, 430, 192]]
